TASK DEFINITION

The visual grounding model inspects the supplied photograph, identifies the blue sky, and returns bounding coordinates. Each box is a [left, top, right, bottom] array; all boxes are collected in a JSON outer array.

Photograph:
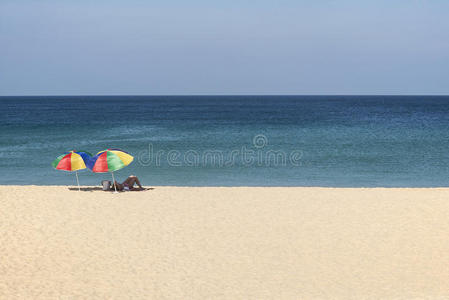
[[1, 0, 448, 95]]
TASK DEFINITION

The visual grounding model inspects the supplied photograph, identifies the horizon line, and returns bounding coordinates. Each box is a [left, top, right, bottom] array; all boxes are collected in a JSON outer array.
[[1, 94, 449, 97]]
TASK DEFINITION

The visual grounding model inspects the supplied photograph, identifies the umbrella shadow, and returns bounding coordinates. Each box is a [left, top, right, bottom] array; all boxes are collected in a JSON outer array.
[[67, 187, 103, 192], [68, 187, 155, 192]]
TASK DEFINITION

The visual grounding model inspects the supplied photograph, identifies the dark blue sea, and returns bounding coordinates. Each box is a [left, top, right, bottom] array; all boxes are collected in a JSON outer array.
[[1, 96, 449, 187]]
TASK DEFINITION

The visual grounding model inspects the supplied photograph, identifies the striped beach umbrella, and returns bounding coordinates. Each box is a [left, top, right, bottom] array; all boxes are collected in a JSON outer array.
[[87, 149, 134, 192], [52, 150, 92, 191]]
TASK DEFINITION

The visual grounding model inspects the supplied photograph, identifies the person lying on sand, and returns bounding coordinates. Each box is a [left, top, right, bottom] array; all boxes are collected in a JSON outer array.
[[111, 175, 144, 191]]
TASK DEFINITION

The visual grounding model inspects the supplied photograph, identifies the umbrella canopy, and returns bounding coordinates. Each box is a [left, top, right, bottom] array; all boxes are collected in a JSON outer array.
[[52, 150, 92, 191], [88, 148, 134, 173], [52, 150, 92, 171]]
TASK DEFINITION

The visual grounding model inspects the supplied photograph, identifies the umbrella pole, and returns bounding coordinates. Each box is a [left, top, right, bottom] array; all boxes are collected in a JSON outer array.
[[75, 170, 80, 191], [111, 172, 118, 193]]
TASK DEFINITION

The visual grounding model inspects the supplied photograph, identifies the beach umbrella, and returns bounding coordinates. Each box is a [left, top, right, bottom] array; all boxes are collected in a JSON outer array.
[[52, 150, 92, 191], [87, 149, 134, 193]]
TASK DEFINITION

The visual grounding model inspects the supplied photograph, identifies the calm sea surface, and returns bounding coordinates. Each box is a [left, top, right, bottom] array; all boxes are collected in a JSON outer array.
[[1, 96, 449, 186]]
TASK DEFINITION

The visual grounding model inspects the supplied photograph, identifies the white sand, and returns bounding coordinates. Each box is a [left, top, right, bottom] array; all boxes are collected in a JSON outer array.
[[1, 186, 449, 299]]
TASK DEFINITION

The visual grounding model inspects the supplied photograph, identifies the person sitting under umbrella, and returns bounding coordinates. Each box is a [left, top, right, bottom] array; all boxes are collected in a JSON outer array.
[[109, 175, 144, 191]]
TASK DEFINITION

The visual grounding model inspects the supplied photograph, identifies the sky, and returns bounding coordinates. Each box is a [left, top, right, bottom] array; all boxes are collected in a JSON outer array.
[[0, 0, 448, 95]]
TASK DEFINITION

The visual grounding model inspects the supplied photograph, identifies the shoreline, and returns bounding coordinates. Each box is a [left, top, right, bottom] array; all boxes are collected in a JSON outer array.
[[2, 186, 449, 299], [3, 185, 449, 189]]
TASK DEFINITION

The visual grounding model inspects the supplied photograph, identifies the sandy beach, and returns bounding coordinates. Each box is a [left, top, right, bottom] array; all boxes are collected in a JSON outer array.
[[1, 186, 449, 299]]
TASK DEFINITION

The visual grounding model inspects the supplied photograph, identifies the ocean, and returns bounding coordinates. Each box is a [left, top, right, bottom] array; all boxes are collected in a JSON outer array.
[[1, 95, 449, 187]]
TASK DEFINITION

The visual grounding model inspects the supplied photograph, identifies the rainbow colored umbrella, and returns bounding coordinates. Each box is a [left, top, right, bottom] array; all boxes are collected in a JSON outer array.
[[52, 150, 92, 191], [87, 149, 134, 192]]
